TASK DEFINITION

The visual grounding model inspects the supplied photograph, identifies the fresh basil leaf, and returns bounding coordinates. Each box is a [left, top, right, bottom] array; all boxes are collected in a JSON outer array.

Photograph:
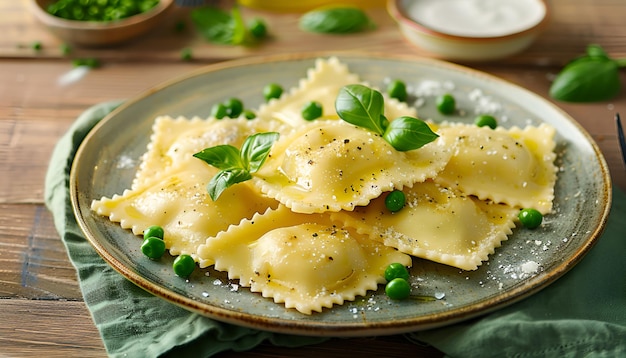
[[191, 6, 257, 45], [240, 132, 280, 173], [191, 7, 234, 44], [383, 116, 439, 151], [335, 84, 386, 134], [206, 169, 252, 201], [193, 144, 244, 171], [229, 6, 249, 45], [549, 57, 621, 102], [299, 7, 375, 34]]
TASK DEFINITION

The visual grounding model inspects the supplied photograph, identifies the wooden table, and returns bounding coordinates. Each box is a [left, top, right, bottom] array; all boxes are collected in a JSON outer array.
[[1, 0, 624, 356]]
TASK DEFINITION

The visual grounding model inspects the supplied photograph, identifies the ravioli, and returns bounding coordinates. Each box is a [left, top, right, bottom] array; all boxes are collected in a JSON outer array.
[[253, 119, 454, 213], [256, 57, 417, 128], [333, 181, 519, 270], [132, 116, 278, 189], [92, 116, 278, 260], [197, 205, 412, 314], [91, 57, 560, 315], [435, 123, 557, 214]]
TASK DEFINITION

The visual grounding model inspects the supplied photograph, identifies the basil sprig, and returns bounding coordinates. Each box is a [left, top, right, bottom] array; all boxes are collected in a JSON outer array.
[[191, 6, 266, 46], [549, 44, 626, 102], [299, 7, 375, 34], [335, 84, 439, 151], [193, 132, 279, 200]]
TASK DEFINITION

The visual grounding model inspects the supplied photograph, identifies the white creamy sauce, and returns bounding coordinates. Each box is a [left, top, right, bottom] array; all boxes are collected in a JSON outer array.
[[407, 0, 546, 37]]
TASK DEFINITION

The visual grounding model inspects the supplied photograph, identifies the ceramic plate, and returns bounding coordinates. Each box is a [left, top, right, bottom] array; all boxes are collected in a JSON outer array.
[[71, 53, 611, 337]]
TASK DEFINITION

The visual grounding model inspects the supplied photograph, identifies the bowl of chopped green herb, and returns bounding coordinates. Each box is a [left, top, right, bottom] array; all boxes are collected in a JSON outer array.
[[29, 0, 175, 47]]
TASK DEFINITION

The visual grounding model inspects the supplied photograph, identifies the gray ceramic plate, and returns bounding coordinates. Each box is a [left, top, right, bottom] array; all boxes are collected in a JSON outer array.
[[71, 53, 611, 337]]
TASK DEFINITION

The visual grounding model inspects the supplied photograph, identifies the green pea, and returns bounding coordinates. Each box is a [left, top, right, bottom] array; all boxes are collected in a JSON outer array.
[[387, 79, 407, 102], [249, 18, 267, 39], [32, 41, 42, 51], [224, 97, 244, 118], [72, 58, 100, 68], [180, 47, 192, 61], [263, 83, 283, 102], [518, 208, 543, 229], [384, 263, 410, 282], [474, 114, 497, 129], [211, 103, 228, 119], [60, 43, 71, 56], [385, 190, 406, 212], [243, 109, 256, 120], [143, 225, 164, 240], [436, 93, 456, 115], [385, 278, 411, 300], [141, 236, 166, 259], [301, 101, 323, 121], [173, 254, 195, 278]]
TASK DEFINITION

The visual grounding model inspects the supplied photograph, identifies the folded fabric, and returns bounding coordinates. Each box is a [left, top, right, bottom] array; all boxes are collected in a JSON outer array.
[[45, 101, 626, 357]]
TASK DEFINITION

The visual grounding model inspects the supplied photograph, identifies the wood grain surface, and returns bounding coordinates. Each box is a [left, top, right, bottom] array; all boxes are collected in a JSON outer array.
[[1, 0, 625, 357]]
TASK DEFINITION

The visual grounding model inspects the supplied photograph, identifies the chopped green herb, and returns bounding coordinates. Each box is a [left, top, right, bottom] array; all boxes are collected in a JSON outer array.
[[46, 0, 159, 21]]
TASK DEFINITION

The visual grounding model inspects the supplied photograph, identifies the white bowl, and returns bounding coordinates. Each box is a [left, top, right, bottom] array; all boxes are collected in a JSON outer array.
[[387, 0, 550, 62]]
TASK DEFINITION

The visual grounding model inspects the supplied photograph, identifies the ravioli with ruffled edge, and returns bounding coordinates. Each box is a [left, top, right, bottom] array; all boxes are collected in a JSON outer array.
[[197, 205, 412, 314], [91, 116, 279, 260], [91, 57, 559, 315]]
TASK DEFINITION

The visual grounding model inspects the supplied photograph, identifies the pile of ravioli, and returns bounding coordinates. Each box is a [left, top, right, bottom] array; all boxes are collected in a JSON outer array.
[[91, 57, 558, 314]]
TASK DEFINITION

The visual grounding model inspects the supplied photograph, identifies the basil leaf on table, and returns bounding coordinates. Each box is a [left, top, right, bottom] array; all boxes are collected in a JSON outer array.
[[550, 44, 625, 102], [191, 6, 264, 45], [194, 132, 279, 201], [299, 7, 375, 34]]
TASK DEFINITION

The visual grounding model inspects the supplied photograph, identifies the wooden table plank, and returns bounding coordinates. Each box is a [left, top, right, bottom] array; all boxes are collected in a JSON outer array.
[[3, 0, 626, 65], [0, 299, 108, 357]]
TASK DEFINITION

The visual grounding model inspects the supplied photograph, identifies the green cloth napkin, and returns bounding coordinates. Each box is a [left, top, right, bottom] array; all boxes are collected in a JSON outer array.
[[45, 102, 626, 357]]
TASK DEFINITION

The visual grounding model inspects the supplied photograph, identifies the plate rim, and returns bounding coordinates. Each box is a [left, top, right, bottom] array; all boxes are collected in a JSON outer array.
[[70, 51, 613, 337]]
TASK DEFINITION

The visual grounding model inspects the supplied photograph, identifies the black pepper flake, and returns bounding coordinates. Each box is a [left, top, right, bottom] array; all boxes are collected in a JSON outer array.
[[344, 139, 350, 144]]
